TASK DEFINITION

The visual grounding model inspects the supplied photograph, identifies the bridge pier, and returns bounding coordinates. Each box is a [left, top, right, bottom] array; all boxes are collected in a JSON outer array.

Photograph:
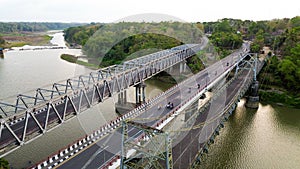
[[246, 81, 259, 109], [115, 89, 137, 115], [118, 90, 127, 104], [115, 82, 147, 115], [135, 82, 146, 104], [179, 61, 187, 74]]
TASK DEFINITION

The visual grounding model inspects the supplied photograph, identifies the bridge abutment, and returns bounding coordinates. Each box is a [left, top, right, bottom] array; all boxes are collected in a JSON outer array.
[[246, 81, 259, 109]]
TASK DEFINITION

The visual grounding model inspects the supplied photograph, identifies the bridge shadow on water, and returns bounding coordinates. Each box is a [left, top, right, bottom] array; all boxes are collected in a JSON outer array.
[[199, 100, 258, 169]]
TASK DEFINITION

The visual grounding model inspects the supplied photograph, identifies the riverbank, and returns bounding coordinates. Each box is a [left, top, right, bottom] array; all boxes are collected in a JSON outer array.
[[256, 46, 300, 108], [60, 54, 99, 69], [258, 75, 300, 109], [259, 90, 300, 108], [1, 32, 52, 48]]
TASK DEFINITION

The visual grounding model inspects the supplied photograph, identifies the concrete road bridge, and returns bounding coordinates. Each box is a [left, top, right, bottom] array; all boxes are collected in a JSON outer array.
[[22, 41, 265, 169]]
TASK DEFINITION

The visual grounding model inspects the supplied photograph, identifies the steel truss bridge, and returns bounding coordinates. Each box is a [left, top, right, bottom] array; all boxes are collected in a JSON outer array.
[[0, 41, 207, 152]]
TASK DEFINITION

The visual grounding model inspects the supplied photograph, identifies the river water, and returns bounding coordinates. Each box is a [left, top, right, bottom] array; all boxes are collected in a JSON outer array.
[[200, 99, 300, 169], [0, 32, 87, 100], [0, 32, 299, 169]]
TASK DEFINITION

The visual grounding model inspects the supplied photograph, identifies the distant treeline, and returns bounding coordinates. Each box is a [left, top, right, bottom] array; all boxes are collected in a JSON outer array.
[[0, 22, 85, 33]]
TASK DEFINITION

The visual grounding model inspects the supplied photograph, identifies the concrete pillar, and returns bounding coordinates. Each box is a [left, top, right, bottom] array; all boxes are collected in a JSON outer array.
[[134, 82, 146, 104], [183, 62, 187, 72], [124, 90, 127, 103], [135, 86, 140, 104], [246, 81, 259, 109], [179, 62, 183, 73], [139, 87, 141, 104], [118, 93, 121, 104], [118, 90, 127, 104], [141, 83, 146, 103], [120, 92, 123, 104]]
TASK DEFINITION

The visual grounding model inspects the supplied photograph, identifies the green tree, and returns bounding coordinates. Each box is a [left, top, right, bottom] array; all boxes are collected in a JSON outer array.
[[0, 158, 9, 169], [215, 20, 232, 32], [278, 59, 297, 89], [290, 16, 300, 28]]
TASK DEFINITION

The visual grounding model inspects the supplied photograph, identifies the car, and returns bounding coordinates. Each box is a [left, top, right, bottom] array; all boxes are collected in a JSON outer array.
[[166, 102, 174, 109]]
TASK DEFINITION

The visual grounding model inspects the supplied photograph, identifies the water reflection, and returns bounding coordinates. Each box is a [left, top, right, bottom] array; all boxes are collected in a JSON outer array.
[[201, 102, 300, 169]]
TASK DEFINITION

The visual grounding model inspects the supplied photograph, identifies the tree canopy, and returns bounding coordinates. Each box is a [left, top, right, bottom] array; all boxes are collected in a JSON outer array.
[[203, 19, 243, 58]]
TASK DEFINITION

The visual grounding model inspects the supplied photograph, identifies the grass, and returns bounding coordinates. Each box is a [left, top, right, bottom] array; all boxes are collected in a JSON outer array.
[[6, 42, 28, 48], [60, 54, 99, 69], [61, 54, 77, 63], [1, 32, 53, 48]]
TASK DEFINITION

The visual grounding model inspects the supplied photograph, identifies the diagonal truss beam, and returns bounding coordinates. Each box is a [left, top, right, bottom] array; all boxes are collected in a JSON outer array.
[[0, 43, 208, 150]]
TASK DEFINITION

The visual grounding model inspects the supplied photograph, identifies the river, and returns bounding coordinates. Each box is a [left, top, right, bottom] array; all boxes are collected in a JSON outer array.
[[0, 32, 87, 100], [0, 32, 299, 169], [200, 99, 300, 169]]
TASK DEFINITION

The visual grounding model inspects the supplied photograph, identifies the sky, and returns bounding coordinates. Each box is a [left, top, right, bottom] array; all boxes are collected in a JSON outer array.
[[0, 0, 299, 23]]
